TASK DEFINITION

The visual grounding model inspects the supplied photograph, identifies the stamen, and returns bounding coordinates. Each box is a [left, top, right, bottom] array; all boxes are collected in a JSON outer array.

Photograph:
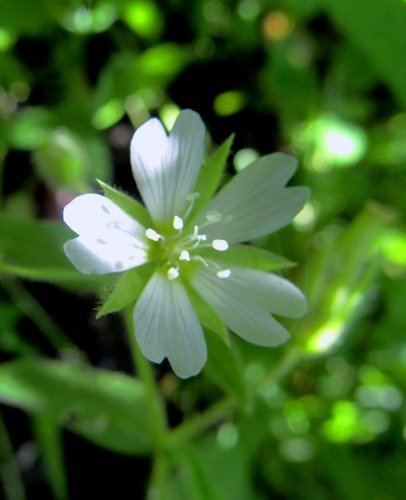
[[212, 239, 229, 251], [179, 250, 190, 261], [146, 228, 162, 241], [167, 267, 179, 280], [173, 215, 183, 230], [183, 192, 201, 220], [186, 192, 201, 202], [216, 269, 231, 279], [193, 256, 210, 267], [206, 210, 222, 222]]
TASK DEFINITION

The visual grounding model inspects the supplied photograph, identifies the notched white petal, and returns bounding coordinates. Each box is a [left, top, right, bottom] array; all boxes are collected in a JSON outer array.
[[63, 194, 148, 275], [195, 153, 309, 244], [63, 193, 146, 239], [131, 110, 205, 223], [64, 235, 148, 274], [190, 262, 306, 347], [134, 273, 207, 378]]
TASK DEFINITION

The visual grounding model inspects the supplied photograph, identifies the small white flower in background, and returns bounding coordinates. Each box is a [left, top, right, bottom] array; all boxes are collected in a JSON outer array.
[[63, 110, 310, 378]]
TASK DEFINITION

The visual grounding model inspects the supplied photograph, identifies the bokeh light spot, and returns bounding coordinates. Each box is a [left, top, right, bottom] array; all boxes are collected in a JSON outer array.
[[213, 90, 245, 116], [263, 11, 291, 41], [217, 422, 239, 449], [234, 148, 259, 172]]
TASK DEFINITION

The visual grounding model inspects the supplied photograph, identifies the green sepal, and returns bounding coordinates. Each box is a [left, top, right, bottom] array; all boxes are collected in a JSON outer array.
[[183, 280, 230, 346], [96, 264, 153, 318], [199, 244, 295, 271], [187, 134, 234, 224], [97, 179, 152, 228]]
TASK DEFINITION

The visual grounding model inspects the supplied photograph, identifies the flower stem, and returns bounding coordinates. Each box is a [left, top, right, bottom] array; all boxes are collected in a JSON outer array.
[[0, 412, 26, 500], [260, 345, 302, 386], [2, 278, 75, 353], [168, 396, 236, 447], [124, 309, 168, 451]]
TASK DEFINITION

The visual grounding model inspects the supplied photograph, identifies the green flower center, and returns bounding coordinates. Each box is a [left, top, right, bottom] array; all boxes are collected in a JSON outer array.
[[145, 213, 230, 281]]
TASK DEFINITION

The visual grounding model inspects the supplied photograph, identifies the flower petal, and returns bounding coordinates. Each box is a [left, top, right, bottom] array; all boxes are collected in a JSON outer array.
[[63, 194, 146, 239], [189, 263, 306, 346], [64, 233, 148, 274], [195, 153, 310, 244], [134, 273, 207, 378], [131, 110, 205, 223], [63, 194, 148, 274], [214, 265, 307, 318]]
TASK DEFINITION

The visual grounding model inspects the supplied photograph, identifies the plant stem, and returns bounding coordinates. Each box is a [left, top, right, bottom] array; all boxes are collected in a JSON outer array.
[[124, 309, 168, 451], [168, 396, 236, 447], [0, 412, 26, 500], [260, 345, 302, 386], [2, 278, 75, 353]]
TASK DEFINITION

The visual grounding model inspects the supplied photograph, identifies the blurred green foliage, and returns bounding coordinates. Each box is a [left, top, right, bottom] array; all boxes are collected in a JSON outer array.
[[0, 0, 405, 498]]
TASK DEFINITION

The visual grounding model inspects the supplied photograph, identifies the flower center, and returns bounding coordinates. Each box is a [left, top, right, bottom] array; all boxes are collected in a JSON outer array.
[[145, 212, 230, 281]]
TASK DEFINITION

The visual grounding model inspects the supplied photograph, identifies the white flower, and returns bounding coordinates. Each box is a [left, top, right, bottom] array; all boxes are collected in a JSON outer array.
[[63, 110, 310, 378]]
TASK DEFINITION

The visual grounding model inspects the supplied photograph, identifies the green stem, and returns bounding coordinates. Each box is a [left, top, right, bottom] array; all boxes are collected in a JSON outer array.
[[0, 412, 26, 500], [2, 278, 76, 353], [168, 396, 236, 447], [124, 309, 168, 451], [259, 345, 302, 386], [147, 452, 170, 499]]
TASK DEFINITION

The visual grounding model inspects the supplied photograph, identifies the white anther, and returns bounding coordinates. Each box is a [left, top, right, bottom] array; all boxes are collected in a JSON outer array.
[[179, 250, 190, 261], [173, 215, 183, 230], [167, 267, 179, 280], [146, 228, 162, 241], [216, 269, 231, 279], [212, 239, 229, 251], [198, 234, 207, 242], [206, 210, 222, 222]]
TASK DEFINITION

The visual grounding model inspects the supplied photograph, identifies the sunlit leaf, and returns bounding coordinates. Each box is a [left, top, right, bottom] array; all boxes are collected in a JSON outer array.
[[323, 0, 406, 106]]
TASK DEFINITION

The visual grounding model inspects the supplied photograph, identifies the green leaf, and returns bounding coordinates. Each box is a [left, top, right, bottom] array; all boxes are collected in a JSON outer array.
[[183, 282, 230, 346], [159, 445, 223, 499], [34, 130, 112, 192], [190, 433, 256, 500], [323, 0, 406, 106], [199, 245, 295, 271], [0, 359, 152, 455], [7, 107, 55, 150], [204, 330, 248, 404], [96, 264, 153, 318], [94, 45, 190, 108], [0, 215, 105, 291], [97, 179, 152, 228], [0, 0, 50, 35]]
